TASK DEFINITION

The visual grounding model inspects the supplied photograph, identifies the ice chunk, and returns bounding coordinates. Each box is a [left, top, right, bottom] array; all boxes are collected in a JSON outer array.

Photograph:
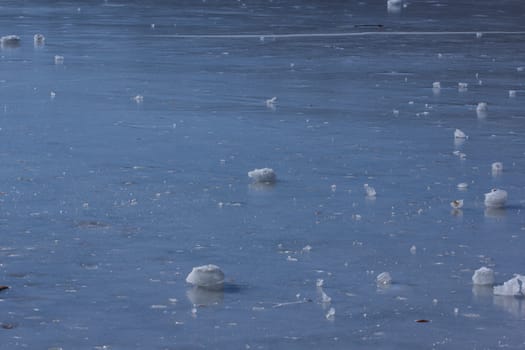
[[185, 264, 225, 290], [248, 168, 276, 184], [432, 81, 441, 89], [450, 199, 464, 209], [484, 188, 507, 208], [376, 272, 392, 285], [493, 275, 525, 296], [472, 267, 495, 285], [509, 90, 517, 98], [364, 183, 376, 197], [454, 129, 467, 139], [33, 34, 45, 46], [265, 97, 277, 109], [457, 182, 468, 190], [491, 162, 503, 175], [476, 32, 483, 39], [476, 102, 487, 112], [458, 82, 468, 92], [0, 35, 21, 48], [325, 307, 335, 320], [54, 55, 64, 64], [410, 245, 417, 254], [316, 279, 324, 287], [133, 95, 144, 103]]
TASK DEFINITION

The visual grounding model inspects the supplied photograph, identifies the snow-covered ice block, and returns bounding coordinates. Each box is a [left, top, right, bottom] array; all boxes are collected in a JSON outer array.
[[248, 168, 276, 184], [376, 272, 392, 285], [484, 188, 507, 208], [186, 264, 225, 290], [493, 275, 525, 296], [454, 129, 467, 139], [472, 267, 495, 285]]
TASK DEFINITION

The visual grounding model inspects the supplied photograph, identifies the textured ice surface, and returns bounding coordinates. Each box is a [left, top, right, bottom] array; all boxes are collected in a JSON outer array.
[[472, 267, 495, 286]]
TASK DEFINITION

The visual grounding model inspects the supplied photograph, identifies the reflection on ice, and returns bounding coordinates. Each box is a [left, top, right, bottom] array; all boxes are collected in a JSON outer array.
[[494, 295, 525, 318], [484, 207, 506, 218], [472, 285, 494, 298], [186, 286, 224, 306]]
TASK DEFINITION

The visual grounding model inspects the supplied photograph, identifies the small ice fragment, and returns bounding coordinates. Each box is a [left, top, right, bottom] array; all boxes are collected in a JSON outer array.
[[321, 290, 331, 303], [432, 298, 438, 305], [376, 272, 392, 285], [185, 264, 225, 290], [476, 32, 483, 38], [0, 35, 21, 48], [450, 199, 464, 209], [491, 162, 503, 174], [517, 67, 524, 72], [457, 182, 468, 189], [392, 109, 399, 116], [476, 102, 487, 112], [509, 90, 516, 98], [54, 55, 64, 64], [302, 245, 312, 252], [325, 307, 335, 320], [151, 23, 155, 29], [331, 184, 337, 192], [50, 91, 56, 99], [432, 81, 441, 89], [287, 256, 298, 262], [454, 129, 467, 139], [458, 82, 468, 92], [364, 184, 376, 197], [133, 95, 144, 103], [454, 307, 459, 315], [316, 279, 324, 287], [410, 245, 417, 254], [484, 188, 507, 208], [493, 274, 525, 296], [33, 34, 45, 46], [452, 150, 460, 156], [265, 96, 277, 108], [248, 168, 276, 184], [472, 267, 495, 286]]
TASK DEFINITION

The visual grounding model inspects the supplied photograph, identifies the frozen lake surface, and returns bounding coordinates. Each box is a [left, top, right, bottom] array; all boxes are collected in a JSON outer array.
[[1, 0, 525, 349]]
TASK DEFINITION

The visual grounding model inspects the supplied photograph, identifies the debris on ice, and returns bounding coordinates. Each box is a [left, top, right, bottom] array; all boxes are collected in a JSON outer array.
[[454, 129, 467, 139], [54, 55, 64, 64], [493, 275, 525, 296], [364, 184, 376, 197], [376, 272, 392, 285], [248, 168, 276, 184], [484, 188, 507, 208], [491, 162, 503, 175], [185, 264, 225, 290], [265, 97, 277, 109], [33, 34, 45, 46], [450, 199, 464, 209], [0, 35, 21, 48], [472, 267, 495, 286]]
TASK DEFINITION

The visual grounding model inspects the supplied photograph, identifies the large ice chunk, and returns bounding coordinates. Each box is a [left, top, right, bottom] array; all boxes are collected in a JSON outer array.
[[472, 267, 495, 285], [248, 168, 276, 184], [484, 188, 507, 208], [186, 264, 225, 290], [493, 275, 525, 296]]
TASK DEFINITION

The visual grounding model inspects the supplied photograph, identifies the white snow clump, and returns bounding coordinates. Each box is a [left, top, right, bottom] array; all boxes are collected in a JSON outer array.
[[376, 272, 392, 285], [493, 275, 525, 296], [484, 188, 507, 208], [454, 129, 467, 139], [248, 168, 276, 184], [472, 267, 495, 285], [364, 184, 376, 197], [186, 264, 225, 290], [1, 35, 21, 48]]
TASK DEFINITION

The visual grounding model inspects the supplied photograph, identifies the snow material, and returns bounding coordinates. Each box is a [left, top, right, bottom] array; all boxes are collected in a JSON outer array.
[[364, 184, 376, 197], [248, 168, 276, 184], [1, 35, 21, 48], [484, 188, 507, 208], [376, 272, 392, 285], [454, 129, 467, 139], [472, 267, 495, 285], [493, 275, 525, 296], [185, 264, 225, 290], [450, 199, 464, 209]]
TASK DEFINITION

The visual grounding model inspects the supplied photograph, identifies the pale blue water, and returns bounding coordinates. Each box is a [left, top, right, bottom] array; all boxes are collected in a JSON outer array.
[[1, 1, 525, 349]]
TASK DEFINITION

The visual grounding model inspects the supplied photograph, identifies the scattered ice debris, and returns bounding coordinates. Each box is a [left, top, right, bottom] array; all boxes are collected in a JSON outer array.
[[33, 33, 45, 46], [457, 182, 468, 190], [472, 267, 495, 286], [54, 55, 64, 64], [509, 90, 517, 98], [325, 307, 336, 320], [491, 162, 503, 175], [376, 272, 392, 285], [410, 245, 417, 255], [316, 279, 324, 288], [364, 184, 376, 197], [454, 129, 467, 139], [133, 95, 144, 103], [458, 82, 468, 92], [265, 96, 277, 109], [484, 188, 507, 208], [248, 168, 276, 184], [450, 199, 464, 209], [493, 275, 525, 296], [185, 264, 225, 290], [0, 35, 21, 48]]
